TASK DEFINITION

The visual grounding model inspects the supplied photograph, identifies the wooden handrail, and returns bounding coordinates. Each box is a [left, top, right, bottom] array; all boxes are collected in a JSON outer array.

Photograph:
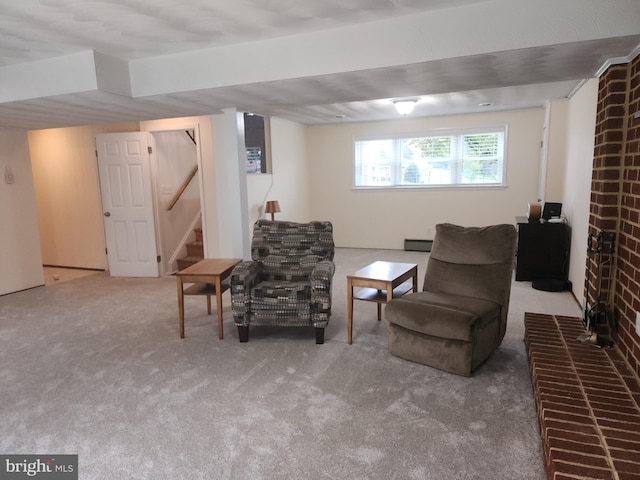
[[167, 165, 198, 211]]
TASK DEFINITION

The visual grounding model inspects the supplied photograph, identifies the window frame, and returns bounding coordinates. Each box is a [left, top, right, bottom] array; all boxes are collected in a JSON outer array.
[[352, 126, 508, 190]]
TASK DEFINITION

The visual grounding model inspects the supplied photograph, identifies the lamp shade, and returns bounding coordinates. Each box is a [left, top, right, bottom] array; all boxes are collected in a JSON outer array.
[[265, 200, 281, 220], [393, 99, 418, 115]]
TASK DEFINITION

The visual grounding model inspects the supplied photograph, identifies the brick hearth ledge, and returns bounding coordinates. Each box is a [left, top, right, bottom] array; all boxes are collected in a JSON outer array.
[[524, 312, 640, 480]]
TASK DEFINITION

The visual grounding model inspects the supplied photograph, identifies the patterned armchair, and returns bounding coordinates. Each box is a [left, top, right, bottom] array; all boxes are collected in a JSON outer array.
[[231, 220, 335, 343]]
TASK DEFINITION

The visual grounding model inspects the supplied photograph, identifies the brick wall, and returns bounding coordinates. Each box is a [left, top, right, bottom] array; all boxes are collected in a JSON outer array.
[[590, 54, 640, 376]]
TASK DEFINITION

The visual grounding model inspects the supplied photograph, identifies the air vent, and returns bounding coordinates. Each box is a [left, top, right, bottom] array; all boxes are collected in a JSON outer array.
[[404, 239, 432, 252]]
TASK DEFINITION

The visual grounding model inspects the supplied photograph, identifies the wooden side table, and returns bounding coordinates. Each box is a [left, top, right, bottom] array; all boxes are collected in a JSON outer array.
[[176, 258, 242, 339], [347, 261, 418, 344]]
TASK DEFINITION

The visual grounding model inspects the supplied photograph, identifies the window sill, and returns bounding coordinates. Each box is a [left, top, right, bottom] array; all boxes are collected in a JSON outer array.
[[351, 184, 508, 192]]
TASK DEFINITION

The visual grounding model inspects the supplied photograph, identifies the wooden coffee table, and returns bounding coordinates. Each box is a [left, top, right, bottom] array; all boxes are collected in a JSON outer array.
[[176, 258, 242, 339], [347, 261, 418, 344]]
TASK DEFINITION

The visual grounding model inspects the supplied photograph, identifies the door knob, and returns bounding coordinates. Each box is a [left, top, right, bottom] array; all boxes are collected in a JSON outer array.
[[104, 212, 111, 217]]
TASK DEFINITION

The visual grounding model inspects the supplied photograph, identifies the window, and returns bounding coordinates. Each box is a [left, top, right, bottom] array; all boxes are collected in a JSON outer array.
[[354, 127, 506, 188], [244, 113, 272, 174]]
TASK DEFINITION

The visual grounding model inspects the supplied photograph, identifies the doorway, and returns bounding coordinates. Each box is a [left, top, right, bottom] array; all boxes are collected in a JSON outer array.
[[151, 128, 203, 275]]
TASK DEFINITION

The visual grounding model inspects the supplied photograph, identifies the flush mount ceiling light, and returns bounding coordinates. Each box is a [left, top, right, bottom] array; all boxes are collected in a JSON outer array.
[[392, 99, 419, 115]]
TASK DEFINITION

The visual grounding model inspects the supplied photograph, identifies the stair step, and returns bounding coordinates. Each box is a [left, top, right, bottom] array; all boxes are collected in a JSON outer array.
[[177, 256, 203, 271], [176, 227, 204, 272], [186, 241, 203, 257]]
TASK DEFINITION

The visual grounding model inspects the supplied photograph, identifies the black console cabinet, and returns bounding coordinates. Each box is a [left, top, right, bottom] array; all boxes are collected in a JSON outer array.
[[515, 216, 570, 284]]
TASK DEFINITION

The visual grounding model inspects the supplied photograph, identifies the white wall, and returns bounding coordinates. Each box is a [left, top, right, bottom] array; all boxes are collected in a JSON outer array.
[[29, 122, 140, 269], [263, 118, 311, 223], [544, 100, 570, 203], [0, 129, 44, 295], [245, 117, 311, 233], [562, 79, 599, 305], [307, 109, 545, 248], [208, 112, 249, 259]]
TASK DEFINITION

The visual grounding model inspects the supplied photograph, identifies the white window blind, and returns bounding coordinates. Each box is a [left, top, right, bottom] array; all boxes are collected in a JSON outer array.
[[354, 127, 506, 188]]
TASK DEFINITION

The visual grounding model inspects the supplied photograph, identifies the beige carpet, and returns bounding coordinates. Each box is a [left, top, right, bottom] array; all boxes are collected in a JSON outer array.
[[43, 266, 103, 286], [0, 248, 581, 479]]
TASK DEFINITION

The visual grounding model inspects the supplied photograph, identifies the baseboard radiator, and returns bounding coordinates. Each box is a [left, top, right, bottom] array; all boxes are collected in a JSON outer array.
[[404, 239, 433, 252]]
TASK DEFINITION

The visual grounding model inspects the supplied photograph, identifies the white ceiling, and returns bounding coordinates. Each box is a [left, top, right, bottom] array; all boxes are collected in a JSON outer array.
[[1, 0, 639, 129]]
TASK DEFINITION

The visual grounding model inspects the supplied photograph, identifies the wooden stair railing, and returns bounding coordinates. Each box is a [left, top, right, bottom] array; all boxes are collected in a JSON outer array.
[[167, 165, 198, 211]]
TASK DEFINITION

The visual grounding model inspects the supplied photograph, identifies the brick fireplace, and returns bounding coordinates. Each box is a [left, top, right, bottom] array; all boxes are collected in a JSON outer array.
[[588, 53, 640, 374], [524, 52, 640, 480]]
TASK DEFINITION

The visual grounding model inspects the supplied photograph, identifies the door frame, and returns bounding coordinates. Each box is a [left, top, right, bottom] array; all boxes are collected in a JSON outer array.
[[147, 123, 207, 277]]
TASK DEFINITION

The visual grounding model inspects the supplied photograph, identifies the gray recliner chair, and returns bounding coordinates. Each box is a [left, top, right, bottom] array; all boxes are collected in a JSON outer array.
[[385, 223, 517, 376]]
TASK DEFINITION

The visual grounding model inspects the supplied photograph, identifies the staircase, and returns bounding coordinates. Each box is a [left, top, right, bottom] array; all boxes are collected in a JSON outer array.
[[176, 228, 204, 271]]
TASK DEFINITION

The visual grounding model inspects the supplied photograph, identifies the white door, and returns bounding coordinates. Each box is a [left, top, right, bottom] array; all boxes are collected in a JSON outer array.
[[96, 132, 159, 277]]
